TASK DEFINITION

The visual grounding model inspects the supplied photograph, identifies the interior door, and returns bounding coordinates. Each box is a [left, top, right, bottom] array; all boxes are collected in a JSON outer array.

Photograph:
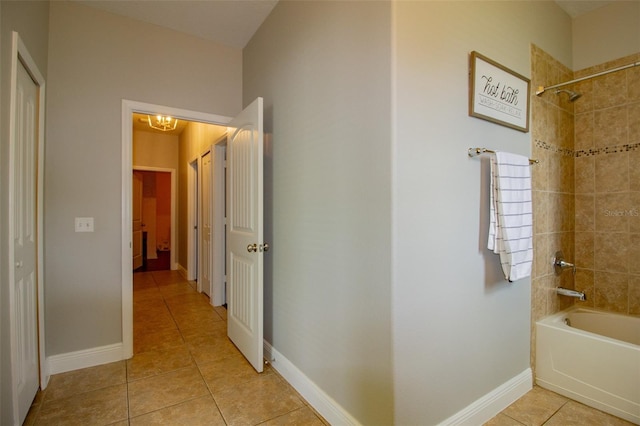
[[226, 97, 264, 372], [132, 171, 143, 270], [200, 151, 212, 296], [12, 57, 40, 425]]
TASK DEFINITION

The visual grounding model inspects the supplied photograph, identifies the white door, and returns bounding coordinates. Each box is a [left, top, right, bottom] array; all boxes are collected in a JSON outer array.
[[132, 171, 143, 270], [200, 151, 212, 296], [227, 97, 264, 372], [11, 57, 40, 425]]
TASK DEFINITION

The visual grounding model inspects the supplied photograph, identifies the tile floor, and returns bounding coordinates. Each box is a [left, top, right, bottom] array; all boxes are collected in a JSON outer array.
[[485, 386, 635, 426], [24, 270, 327, 425], [22, 270, 635, 426]]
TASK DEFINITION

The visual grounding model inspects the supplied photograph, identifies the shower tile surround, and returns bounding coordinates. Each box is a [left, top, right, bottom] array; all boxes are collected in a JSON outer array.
[[530, 46, 640, 370]]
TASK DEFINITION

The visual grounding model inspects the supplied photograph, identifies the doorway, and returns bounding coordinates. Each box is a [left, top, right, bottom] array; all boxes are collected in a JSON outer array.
[[121, 100, 232, 357], [132, 169, 174, 271]]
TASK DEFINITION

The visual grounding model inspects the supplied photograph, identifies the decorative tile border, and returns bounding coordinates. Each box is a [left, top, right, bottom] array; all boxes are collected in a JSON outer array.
[[575, 142, 640, 157], [535, 139, 640, 158], [534, 140, 574, 157]]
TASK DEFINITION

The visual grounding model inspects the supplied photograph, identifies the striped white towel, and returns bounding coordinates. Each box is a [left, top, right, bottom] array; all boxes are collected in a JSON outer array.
[[488, 151, 533, 282]]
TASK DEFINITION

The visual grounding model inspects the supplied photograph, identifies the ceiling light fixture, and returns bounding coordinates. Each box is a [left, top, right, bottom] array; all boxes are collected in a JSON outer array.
[[147, 115, 178, 131]]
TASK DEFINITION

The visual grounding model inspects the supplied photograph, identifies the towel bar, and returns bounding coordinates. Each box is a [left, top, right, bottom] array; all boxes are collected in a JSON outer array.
[[468, 147, 538, 164]]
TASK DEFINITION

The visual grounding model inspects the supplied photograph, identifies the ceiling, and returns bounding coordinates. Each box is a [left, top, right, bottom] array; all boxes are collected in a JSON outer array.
[[76, 0, 278, 48], [554, 0, 617, 17], [77, 1, 619, 50], [133, 113, 190, 135]]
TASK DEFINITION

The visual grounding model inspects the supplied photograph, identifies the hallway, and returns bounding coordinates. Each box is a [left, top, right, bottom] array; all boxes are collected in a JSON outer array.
[[23, 271, 326, 425]]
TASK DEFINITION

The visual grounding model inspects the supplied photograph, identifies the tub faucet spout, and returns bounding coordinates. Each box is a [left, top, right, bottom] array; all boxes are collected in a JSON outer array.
[[556, 287, 586, 301]]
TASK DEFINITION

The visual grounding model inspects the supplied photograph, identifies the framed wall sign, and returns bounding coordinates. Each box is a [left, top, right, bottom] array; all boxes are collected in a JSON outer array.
[[469, 51, 530, 132]]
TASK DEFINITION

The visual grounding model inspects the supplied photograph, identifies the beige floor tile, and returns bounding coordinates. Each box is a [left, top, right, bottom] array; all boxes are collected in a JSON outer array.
[[133, 272, 157, 288], [213, 306, 227, 320], [544, 400, 635, 426], [127, 344, 194, 381], [213, 374, 304, 426], [179, 320, 227, 342], [133, 314, 177, 335], [127, 366, 209, 418], [36, 384, 128, 425], [152, 270, 187, 286], [484, 412, 526, 426], [163, 291, 210, 307], [188, 336, 242, 366], [44, 361, 126, 402], [133, 286, 164, 302], [502, 386, 568, 425], [129, 395, 225, 425], [133, 327, 184, 354], [158, 282, 198, 298], [261, 406, 327, 425], [198, 353, 267, 394]]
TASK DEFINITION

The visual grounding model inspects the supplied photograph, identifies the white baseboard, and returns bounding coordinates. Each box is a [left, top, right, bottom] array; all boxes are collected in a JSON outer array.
[[438, 368, 533, 425], [177, 264, 188, 279], [47, 343, 126, 375], [264, 341, 361, 426]]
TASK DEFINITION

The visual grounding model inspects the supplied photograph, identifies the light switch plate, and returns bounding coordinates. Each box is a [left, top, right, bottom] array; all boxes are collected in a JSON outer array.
[[75, 217, 94, 232]]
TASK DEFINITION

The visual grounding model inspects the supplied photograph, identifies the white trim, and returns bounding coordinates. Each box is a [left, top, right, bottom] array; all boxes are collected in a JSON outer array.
[[122, 99, 232, 358], [187, 158, 199, 281], [131, 166, 177, 270], [437, 368, 533, 426], [211, 139, 227, 306], [178, 263, 189, 280], [47, 343, 125, 375], [264, 341, 362, 426]]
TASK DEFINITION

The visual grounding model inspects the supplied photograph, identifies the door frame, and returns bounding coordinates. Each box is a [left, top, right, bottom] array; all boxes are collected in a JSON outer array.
[[121, 100, 231, 357], [211, 138, 227, 306], [196, 147, 211, 296], [7, 31, 47, 421], [187, 158, 199, 281], [131, 167, 177, 270]]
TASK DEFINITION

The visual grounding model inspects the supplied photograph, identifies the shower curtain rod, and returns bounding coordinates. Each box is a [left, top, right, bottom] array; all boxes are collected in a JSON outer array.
[[535, 60, 640, 96]]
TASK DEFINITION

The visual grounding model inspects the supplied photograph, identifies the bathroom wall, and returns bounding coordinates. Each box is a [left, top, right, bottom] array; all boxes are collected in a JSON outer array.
[[392, 2, 573, 424], [243, 2, 394, 423], [573, 52, 640, 316]]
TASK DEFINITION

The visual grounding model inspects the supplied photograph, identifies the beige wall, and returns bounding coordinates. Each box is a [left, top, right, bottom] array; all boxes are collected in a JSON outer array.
[[0, 1, 50, 423], [44, 1, 241, 356], [393, 2, 571, 424], [243, 2, 393, 424], [133, 130, 179, 170], [573, 1, 640, 70], [177, 121, 226, 271]]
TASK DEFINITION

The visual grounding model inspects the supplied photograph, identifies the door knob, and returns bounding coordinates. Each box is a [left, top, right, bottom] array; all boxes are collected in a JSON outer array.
[[247, 243, 257, 253], [15, 261, 23, 269], [260, 243, 270, 252]]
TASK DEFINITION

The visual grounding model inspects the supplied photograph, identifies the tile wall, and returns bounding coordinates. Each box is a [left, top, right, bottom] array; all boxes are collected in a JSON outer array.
[[530, 45, 640, 370], [573, 52, 640, 316], [530, 45, 576, 369]]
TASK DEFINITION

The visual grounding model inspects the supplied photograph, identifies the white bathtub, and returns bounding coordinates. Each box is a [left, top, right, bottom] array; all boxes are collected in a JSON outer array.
[[536, 307, 640, 424]]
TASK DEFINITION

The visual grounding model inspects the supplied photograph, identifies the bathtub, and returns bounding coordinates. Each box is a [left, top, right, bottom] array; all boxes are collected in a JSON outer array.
[[536, 307, 640, 424]]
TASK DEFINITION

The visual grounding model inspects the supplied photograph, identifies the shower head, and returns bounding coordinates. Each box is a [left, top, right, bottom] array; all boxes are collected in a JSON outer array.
[[554, 89, 582, 102]]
